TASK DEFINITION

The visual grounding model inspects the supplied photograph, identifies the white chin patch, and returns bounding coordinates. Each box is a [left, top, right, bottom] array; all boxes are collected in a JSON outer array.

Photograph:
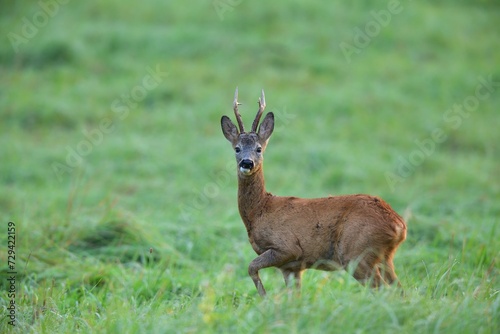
[[239, 167, 252, 175]]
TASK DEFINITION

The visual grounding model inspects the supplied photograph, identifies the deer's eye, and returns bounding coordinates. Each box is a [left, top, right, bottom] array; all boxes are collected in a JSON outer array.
[[256, 147, 262, 153], [235, 147, 241, 153]]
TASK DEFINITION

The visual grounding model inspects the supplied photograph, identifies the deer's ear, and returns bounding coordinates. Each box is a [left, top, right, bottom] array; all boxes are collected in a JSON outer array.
[[221, 116, 239, 144], [258, 112, 274, 143]]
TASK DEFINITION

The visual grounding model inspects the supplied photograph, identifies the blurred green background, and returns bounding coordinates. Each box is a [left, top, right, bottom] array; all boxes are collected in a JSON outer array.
[[0, 0, 499, 333]]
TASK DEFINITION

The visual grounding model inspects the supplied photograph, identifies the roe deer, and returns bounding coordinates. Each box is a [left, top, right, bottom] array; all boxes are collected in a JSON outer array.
[[221, 88, 407, 296]]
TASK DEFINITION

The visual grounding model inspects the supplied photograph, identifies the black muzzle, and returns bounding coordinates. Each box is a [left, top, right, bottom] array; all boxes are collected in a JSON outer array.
[[239, 159, 254, 170]]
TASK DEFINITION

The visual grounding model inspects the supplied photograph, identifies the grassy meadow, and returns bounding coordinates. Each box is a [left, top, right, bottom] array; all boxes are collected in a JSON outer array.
[[1, 0, 499, 332]]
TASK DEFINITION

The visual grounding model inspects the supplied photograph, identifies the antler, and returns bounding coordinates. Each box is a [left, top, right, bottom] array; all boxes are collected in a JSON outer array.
[[233, 87, 245, 133], [251, 89, 266, 132]]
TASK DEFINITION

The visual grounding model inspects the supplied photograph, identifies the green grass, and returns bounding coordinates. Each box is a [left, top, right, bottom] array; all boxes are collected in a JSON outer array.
[[1, 0, 499, 333]]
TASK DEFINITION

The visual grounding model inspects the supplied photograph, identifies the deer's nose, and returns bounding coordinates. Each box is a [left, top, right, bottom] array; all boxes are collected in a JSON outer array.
[[239, 159, 254, 170]]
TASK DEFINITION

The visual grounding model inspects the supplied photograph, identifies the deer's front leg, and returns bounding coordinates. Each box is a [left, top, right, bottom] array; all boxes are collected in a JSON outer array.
[[282, 268, 303, 290], [248, 249, 294, 296]]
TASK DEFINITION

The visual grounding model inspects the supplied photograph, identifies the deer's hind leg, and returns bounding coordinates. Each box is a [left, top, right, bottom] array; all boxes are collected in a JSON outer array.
[[380, 252, 404, 291], [351, 253, 384, 288], [351, 251, 403, 290], [381, 256, 398, 285]]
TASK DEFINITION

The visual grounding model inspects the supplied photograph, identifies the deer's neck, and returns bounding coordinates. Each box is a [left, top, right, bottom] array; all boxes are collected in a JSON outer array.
[[237, 167, 269, 234]]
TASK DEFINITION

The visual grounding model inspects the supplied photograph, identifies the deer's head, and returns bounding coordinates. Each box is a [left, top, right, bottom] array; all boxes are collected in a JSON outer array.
[[221, 88, 274, 177]]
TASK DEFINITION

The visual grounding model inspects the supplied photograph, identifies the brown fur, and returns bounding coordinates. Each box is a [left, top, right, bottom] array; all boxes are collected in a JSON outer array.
[[222, 89, 406, 296]]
